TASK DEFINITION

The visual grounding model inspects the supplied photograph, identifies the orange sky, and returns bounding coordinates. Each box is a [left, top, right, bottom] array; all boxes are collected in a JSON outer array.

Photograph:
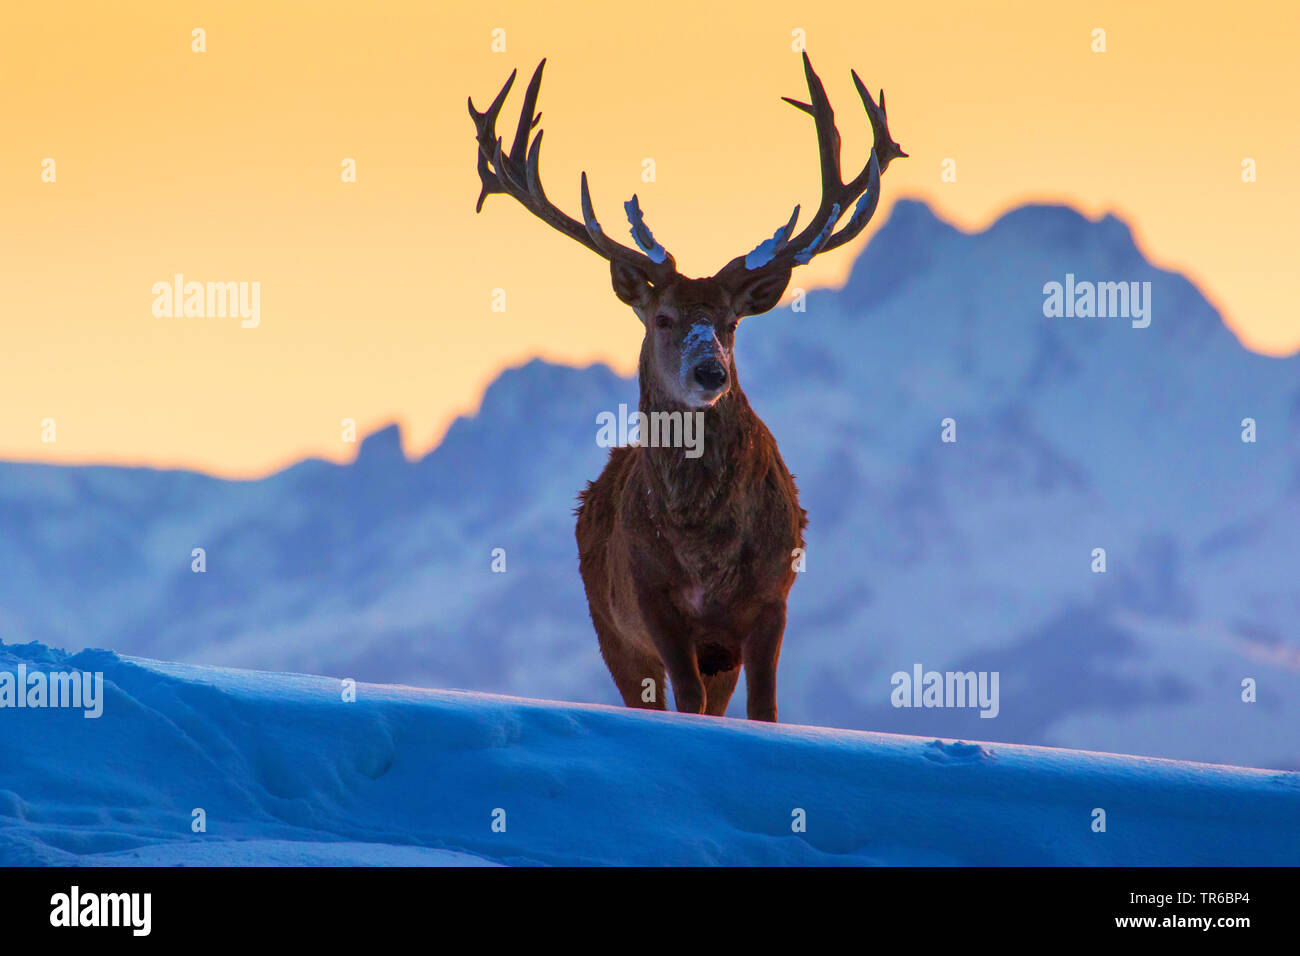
[[2, 0, 1297, 477]]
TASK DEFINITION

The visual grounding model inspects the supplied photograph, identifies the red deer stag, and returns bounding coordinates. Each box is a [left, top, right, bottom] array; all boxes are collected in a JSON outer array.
[[469, 55, 905, 720]]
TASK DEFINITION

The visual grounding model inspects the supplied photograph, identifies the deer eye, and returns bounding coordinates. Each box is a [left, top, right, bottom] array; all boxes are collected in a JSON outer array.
[[655, 315, 672, 329]]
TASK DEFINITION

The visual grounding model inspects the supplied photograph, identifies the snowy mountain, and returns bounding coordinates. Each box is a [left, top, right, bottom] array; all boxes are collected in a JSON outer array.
[[1, 200, 1297, 771], [2, 642, 1296, 866]]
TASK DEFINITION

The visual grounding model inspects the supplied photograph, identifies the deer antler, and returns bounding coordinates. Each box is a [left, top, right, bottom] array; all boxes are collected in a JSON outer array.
[[715, 52, 907, 282], [468, 60, 680, 285]]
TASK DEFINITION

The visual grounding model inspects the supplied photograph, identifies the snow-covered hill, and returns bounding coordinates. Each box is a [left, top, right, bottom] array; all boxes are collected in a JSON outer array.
[[1, 200, 1297, 770], [2, 642, 1296, 866]]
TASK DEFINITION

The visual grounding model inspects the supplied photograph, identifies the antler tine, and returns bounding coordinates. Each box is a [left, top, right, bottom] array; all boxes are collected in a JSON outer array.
[[508, 59, 546, 168], [469, 61, 679, 283], [851, 70, 908, 172], [821, 149, 880, 253], [577, 174, 677, 270], [467, 68, 516, 213], [578, 171, 606, 243], [624, 195, 670, 265], [770, 53, 846, 256], [801, 53, 844, 203], [717, 53, 905, 280], [524, 129, 546, 196]]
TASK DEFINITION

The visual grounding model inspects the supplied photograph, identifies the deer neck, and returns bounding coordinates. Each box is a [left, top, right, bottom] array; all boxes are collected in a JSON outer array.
[[636, 356, 757, 523]]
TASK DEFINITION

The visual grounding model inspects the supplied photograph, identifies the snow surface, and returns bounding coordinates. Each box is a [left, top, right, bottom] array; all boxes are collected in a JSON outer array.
[[2, 641, 1296, 866]]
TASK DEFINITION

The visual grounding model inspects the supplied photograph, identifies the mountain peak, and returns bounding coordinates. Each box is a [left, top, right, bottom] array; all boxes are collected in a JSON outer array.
[[476, 357, 628, 420], [355, 422, 406, 466], [988, 202, 1090, 234], [985, 203, 1142, 261], [881, 197, 955, 233], [843, 198, 957, 304]]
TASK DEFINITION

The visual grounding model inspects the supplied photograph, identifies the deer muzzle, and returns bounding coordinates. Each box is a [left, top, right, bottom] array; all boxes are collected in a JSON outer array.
[[680, 324, 730, 400]]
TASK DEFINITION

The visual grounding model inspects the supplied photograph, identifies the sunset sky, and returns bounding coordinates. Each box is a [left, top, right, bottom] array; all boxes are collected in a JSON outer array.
[[2, 0, 1297, 477]]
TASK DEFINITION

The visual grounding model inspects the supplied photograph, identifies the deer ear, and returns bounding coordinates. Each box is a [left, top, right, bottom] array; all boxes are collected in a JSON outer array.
[[726, 267, 792, 318], [610, 261, 655, 318]]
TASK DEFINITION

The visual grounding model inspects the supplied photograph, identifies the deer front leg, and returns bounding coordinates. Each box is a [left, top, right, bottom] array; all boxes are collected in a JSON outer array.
[[634, 581, 706, 715], [657, 638, 706, 715], [743, 602, 786, 722]]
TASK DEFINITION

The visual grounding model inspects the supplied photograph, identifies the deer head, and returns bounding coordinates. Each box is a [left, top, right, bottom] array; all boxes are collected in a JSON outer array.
[[469, 54, 906, 410]]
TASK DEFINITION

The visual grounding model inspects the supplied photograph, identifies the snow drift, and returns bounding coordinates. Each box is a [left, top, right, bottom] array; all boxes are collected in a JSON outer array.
[[2, 641, 1296, 867]]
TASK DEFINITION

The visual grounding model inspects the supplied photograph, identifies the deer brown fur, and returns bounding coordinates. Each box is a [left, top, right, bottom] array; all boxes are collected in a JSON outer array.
[[469, 54, 905, 720], [576, 277, 807, 719]]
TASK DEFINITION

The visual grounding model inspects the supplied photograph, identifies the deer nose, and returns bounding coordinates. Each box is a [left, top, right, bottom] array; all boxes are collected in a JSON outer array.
[[693, 359, 728, 391]]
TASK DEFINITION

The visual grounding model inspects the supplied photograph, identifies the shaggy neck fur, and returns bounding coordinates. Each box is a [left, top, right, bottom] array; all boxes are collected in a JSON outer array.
[[636, 342, 763, 527]]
